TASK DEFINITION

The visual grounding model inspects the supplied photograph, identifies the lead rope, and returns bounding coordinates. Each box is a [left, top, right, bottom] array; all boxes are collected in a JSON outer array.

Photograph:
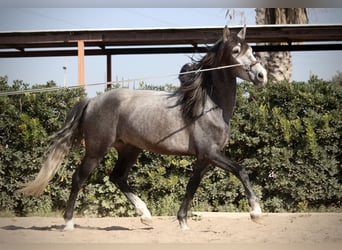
[[0, 63, 246, 97]]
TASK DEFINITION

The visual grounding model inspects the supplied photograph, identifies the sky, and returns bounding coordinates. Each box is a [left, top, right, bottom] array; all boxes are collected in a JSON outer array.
[[0, 8, 342, 97]]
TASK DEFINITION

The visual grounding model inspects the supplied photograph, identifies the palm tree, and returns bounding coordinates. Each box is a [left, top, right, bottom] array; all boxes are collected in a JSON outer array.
[[255, 8, 308, 83]]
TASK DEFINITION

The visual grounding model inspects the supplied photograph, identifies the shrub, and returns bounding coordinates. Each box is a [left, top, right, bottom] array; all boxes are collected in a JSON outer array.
[[227, 76, 341, 211], [0, 75, 341, 216], [0, 77, 86, 215]]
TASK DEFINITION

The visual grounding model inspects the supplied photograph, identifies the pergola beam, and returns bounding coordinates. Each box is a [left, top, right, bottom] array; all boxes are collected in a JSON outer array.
[[0, 43, 341, 58]]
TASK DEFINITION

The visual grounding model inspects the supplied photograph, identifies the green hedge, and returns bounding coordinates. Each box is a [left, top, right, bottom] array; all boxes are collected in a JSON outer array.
[[0, 75, 341, 216], [227, 76, 341, 212]]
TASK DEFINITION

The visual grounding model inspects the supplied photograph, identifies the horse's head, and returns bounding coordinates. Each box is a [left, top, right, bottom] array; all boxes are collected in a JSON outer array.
[[219, 26, 267, 86]]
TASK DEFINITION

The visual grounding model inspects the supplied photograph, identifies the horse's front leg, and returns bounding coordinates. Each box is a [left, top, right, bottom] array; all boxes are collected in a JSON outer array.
[[209, 150, 262, 222], [177, 160, 210, 230]]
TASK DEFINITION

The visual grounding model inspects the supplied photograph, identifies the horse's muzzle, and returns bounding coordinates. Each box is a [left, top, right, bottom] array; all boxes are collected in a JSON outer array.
[[249, 62, 267, 86]]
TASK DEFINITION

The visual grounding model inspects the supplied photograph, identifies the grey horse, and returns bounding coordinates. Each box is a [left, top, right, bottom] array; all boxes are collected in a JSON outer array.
[[20, 26, 267, 230]]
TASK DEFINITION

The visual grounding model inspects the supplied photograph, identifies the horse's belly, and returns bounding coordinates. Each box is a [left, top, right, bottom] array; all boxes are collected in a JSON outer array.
[[117, 122, 194, 156]]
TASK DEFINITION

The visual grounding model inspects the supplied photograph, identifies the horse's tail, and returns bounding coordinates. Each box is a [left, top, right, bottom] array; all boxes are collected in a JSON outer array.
[[18, 98, 90, 197]]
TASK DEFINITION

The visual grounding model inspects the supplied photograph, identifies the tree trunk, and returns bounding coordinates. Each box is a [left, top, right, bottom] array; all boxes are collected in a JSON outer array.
[[255, 8, 308, 83]]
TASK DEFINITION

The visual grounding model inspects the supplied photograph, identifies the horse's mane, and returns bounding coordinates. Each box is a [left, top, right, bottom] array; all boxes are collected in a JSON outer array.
[[175, 40, 224, 122]]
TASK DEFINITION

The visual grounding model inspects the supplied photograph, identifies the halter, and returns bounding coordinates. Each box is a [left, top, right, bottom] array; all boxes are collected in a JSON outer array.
[[243, 59, 260, 72]]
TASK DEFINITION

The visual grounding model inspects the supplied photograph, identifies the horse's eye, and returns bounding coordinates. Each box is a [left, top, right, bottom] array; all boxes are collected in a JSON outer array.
[[232, 46, 240, 55]]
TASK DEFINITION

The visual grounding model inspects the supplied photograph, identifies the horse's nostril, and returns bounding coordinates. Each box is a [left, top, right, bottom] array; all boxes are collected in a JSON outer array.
[[257, 72, 264, 80]]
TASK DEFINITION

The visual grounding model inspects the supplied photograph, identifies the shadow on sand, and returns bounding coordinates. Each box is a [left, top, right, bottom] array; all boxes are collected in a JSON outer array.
[[1, 223, 134, 232]]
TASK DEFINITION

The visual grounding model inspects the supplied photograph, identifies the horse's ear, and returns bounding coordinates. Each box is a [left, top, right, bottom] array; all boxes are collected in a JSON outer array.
[[223, 25, 230, 42], [237, 25, 246, 40]]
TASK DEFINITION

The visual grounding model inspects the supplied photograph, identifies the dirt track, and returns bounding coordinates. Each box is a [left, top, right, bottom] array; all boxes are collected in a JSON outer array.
[[0, 213, 341, 249]]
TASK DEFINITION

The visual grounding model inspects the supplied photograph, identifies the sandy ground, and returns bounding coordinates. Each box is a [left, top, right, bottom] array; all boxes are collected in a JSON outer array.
[[0, 213, 341, 249]]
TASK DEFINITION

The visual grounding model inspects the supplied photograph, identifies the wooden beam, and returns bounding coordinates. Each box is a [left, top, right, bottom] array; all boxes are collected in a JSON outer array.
[[0, 25, 341, 50], [0, 43, 342, 58]]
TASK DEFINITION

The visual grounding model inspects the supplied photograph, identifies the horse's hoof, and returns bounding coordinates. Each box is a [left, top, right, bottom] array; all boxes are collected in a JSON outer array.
[[63, 219, 75, 231], [179, 220, 190, 230], [140, 216, 153, 226], [250, 212, 264, 224]]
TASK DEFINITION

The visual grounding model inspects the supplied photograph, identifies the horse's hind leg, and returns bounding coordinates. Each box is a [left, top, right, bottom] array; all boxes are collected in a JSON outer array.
[[109, 146, 152, 225], [63, 154, 102, 230]]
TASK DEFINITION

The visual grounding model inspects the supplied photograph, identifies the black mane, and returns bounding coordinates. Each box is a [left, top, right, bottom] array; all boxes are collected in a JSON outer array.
[[175, 39, 224, 121]]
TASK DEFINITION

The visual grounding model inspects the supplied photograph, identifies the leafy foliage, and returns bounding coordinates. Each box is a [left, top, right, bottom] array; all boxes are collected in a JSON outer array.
[[0, 75, 341, 217], [0, 77, 86, 215], [227, 76, 342, 211]]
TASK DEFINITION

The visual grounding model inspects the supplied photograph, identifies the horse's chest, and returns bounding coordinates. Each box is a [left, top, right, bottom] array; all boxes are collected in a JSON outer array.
[[196, 117, 230, 147]]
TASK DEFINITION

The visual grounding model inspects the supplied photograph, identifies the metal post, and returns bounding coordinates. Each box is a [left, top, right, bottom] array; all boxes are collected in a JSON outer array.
[[106, 54, 112, 89], [63, 63, 67, 87], [77, 40, 85, 86]]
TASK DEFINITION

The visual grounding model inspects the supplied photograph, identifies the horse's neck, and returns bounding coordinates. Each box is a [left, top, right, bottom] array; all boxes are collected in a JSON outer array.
[[209, 71, 237, 123]]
